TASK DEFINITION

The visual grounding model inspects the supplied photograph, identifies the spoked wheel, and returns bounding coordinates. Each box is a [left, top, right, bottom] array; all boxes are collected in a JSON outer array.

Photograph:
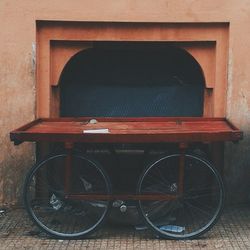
[[137, 154, 224, 240], [24, 153, 111, 239]]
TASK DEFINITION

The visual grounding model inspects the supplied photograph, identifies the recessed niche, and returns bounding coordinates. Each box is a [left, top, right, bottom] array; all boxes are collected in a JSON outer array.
[[36, 21, 228, 118]]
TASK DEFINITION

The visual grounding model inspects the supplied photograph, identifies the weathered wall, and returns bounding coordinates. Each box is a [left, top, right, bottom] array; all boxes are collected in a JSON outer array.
[[0, 0, 250, 205]]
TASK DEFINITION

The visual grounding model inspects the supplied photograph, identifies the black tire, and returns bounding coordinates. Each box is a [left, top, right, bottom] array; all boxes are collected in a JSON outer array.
[[23, 153, 112, 239], [137, 154, 224, 240]]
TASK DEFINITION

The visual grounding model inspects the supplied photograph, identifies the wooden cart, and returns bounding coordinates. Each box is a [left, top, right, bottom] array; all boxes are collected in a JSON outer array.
[[10, 117, 242, 239]]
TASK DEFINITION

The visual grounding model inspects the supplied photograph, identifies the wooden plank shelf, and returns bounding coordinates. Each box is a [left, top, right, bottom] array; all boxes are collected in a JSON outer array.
[[10, 117, 243, 145]]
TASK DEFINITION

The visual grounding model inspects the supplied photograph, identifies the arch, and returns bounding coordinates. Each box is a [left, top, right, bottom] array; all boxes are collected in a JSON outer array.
[[59, 44, 205, 117]]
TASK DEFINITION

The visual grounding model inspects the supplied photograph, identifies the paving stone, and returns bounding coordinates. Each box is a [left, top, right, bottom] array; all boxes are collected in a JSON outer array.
[[0, 205, 249, 249]]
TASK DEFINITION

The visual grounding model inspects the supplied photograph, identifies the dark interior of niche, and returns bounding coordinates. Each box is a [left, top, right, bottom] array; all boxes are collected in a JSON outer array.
[[59, 43, 205, 117]]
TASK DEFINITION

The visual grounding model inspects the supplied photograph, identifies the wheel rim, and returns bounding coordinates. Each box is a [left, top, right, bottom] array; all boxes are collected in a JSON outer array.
[[24, 154, 111, 238], [137, 154, 224, 239]]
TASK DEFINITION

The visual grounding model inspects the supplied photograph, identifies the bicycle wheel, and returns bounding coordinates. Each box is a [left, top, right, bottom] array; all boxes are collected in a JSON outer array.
[[137, 154, 224, 239], [24, 153, 111, 239]]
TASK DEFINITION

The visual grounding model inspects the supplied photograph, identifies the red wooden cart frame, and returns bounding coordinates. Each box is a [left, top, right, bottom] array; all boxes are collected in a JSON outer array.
[[10, 117, 242, 201], [10, 117, 243, 239]]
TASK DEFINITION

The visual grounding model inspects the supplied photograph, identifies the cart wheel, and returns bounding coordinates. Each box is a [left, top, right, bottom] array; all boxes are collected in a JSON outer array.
[[24, 153, 111, 239], [137, 154, 224, 240]]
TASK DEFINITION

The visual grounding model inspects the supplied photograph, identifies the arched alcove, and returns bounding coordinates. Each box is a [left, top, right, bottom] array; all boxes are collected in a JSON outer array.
[[59, 44, 205, 117]]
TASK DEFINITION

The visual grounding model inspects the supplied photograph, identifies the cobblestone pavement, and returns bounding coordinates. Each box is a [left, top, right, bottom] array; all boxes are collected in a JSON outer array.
[[0, 205, 249, 249]]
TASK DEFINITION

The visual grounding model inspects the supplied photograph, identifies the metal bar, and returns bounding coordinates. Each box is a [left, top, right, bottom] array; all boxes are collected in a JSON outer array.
[[65, 193, 178, 201], [178, 142, 187, 195], [211, 142, 224, 177], [64, 142, 74, 194]]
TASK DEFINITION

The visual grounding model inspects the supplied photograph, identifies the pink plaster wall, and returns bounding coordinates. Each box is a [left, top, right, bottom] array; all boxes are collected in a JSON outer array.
[[0, 0, 250, 205]]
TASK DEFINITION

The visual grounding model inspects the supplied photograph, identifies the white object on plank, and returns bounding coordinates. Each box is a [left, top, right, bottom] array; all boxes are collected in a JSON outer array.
[[83, 129, 110, 134]]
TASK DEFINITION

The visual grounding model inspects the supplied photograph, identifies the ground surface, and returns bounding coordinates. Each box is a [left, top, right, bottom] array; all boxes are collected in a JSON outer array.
[[0, 205, 249, 249]]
